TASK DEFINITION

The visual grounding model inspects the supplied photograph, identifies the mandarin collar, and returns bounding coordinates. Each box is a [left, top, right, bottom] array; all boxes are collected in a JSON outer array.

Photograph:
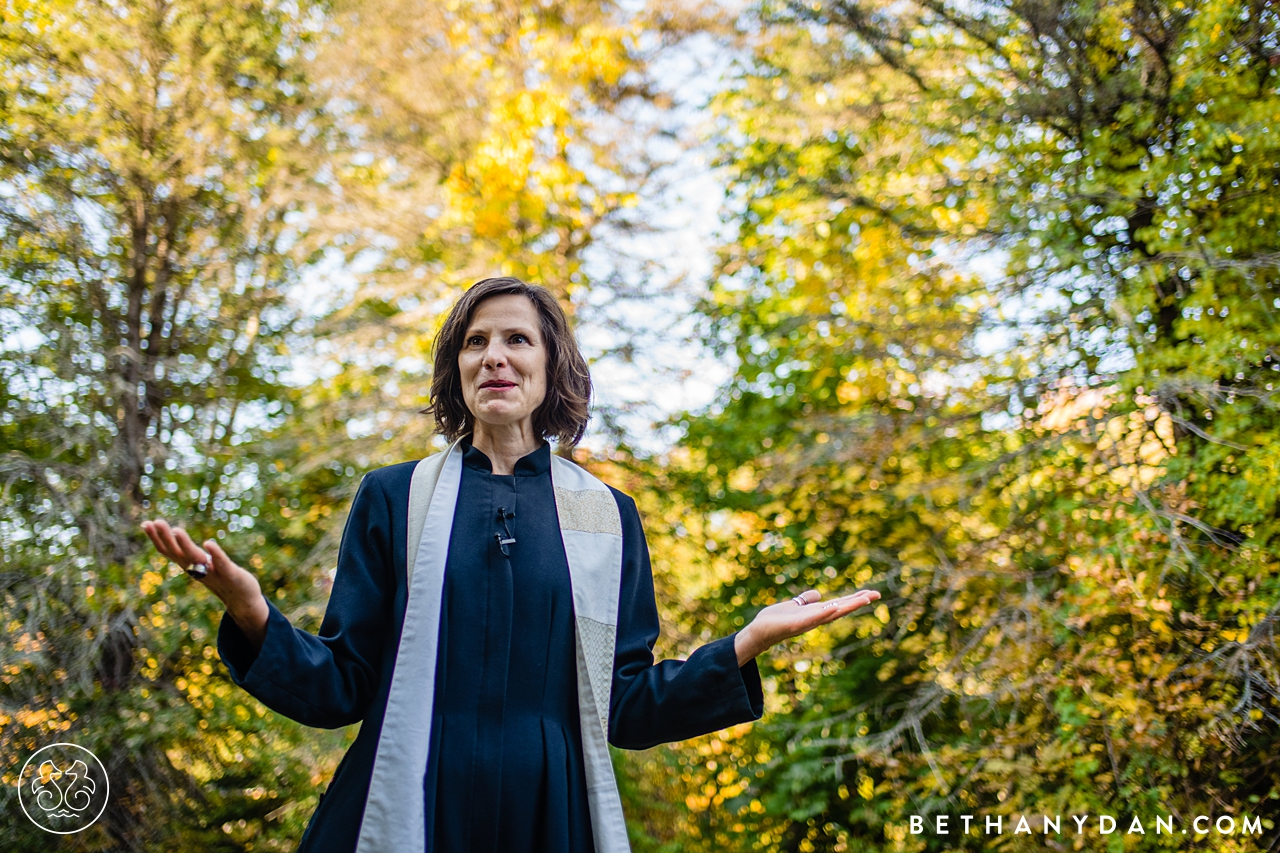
[[461, 438, 551, 476]]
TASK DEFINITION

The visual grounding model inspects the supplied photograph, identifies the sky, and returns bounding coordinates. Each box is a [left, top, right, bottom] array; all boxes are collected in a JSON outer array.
[[573, 28, 742, 454]]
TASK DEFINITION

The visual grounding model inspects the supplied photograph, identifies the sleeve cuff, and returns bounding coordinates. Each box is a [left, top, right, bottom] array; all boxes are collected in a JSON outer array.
[[738, 654, 764, 720], [216, 596, 282, 686], [729, 632, 765, 720], [695, 632, 765, 723]]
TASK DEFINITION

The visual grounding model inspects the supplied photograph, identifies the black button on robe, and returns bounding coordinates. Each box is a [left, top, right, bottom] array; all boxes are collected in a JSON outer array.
[[217, 442, 764, 853]]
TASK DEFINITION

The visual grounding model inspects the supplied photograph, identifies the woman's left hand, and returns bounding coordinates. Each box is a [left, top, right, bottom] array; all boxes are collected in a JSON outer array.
[[734, 589, 882, 666]]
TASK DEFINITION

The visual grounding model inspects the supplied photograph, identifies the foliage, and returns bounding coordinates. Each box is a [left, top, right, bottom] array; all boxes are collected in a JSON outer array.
[[4, 0, 1279, 851], [283, 0, 703, 472], [0, 0, 703, 849], [0, 0, 346, 847], [631, 0, 1280, 850]]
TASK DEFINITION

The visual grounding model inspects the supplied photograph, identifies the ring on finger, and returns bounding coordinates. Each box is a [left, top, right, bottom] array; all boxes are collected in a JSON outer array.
[[185, 559, 210, 580], [792, 595, 808, 606]]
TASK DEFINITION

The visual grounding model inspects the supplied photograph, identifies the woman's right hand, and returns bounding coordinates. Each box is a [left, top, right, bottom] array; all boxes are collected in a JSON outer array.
[[140, 519, 269, 651]]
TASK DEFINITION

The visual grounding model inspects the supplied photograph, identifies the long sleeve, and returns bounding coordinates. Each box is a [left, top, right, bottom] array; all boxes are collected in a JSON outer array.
[[607, 489, 764, 750], [217, 471, 398, 729]]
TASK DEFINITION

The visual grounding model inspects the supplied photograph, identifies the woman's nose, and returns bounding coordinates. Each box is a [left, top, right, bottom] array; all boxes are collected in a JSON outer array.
[[483, 342, 507, 367]]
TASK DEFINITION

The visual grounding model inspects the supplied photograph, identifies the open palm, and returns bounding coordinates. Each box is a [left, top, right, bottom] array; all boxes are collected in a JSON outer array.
[[140, 519, 269, 648], [735, 589, 882, 665]]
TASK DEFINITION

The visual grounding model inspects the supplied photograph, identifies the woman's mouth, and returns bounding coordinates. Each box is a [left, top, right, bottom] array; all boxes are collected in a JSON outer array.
[[480, 380, 516, 390]]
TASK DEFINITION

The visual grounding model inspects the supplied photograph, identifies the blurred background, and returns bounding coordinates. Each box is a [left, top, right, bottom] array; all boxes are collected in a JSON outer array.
[[2, 0, 1279, 849]]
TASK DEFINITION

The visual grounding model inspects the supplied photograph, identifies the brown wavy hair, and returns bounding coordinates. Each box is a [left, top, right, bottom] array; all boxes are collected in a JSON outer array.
[[424, 277, 592, 446]]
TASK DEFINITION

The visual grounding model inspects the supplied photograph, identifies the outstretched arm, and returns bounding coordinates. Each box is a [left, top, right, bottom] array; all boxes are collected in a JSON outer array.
[[139, 472, 398, 727], [607, 490, 882, 750]]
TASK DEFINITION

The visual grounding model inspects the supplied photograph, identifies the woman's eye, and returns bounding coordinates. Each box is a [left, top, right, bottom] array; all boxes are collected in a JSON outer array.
[[467, 336, 484, 346], [511, 334, 528, 344]]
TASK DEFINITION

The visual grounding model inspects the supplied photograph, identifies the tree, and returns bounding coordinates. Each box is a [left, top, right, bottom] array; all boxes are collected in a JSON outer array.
[[0, 0, 340, 847], [644, 0, 1280, 850], [282, 0, 708, 474], [1, 0, 714, 848]]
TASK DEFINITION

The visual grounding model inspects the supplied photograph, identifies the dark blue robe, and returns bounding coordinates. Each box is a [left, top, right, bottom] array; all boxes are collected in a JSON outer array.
[[218, 441, 763, 852]]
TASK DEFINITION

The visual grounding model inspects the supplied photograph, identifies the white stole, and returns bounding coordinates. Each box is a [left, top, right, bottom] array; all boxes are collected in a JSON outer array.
[[354, 439, 631, 853]]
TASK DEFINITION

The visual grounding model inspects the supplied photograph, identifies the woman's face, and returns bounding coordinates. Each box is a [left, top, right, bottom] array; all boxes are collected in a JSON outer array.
[[458, 294, 548, 434]]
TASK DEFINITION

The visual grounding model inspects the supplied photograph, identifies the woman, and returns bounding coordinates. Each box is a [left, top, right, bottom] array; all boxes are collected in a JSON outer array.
[[142, 277, 881, 853]]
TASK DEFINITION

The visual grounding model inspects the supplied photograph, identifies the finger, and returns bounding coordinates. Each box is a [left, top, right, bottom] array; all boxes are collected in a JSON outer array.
[[785, 591, 861, 623], [811, 591, 874, 615], [821, 593, 884, 623], [190, 539, 224, 581], [838, 591, 879, 610], [204, 540, 233, 573], [806, 603, 850, 627], [171, 527, 210, 569], [152, 521, 189, 566], [141, 521, 169, 557], [141, 519, 167, 554], [831, 589, 880, 608]]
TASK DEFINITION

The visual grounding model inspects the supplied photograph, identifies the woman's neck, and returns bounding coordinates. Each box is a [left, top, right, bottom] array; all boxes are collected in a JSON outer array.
[[470, 422, 542, 475]]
